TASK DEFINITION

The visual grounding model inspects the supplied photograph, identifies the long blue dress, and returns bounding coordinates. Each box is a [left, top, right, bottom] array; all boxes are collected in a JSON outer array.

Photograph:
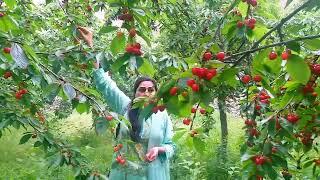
[[93, 68, 175, 180]]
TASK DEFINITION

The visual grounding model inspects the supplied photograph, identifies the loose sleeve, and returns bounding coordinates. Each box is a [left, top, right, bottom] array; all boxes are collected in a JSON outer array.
[[93, 68, 131, 115], [159, 113, 176, 160]]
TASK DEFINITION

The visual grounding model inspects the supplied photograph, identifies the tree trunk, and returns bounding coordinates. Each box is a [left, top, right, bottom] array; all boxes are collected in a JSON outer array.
[[218, 95, 228, 162]]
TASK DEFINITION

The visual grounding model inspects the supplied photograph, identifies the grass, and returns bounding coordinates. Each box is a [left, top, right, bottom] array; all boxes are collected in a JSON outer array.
[[0, 111, 244, 179]]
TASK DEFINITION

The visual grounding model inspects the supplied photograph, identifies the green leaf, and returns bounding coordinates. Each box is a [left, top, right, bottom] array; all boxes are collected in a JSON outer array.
[[173, 129, 187, 142], [262, 163, 278, 179], [110, 35, 126, 55], [286, 54, 311, 84], [271, 154, 288, 168], [19, 133, 32, 144], [34, 141, 42, 147], [193, 137, 205, 154], [99, 26, 118, 34], [137, 58, 155, 77], [3, 0, 16, 9], [287, 41, 300, 53], [0, 15, 19, 32], [111, 53, 130, 72], [304, 38, 320, 50], [43, 83, 61, 104], [219, 68, 239, 88], [76, 103, 90, 114]]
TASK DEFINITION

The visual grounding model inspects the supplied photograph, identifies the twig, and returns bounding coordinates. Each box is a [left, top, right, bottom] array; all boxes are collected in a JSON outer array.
[[190, 103, 200, 131]]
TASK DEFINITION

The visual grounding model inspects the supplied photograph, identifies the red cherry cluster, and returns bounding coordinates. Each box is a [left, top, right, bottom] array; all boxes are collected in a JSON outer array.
[[252, 155, 266, 165], [244, 119, 257, 127], [183, 118, 191, 125], [191, 107, 206, 114], [258, 91, 271, 104], [249, 128, 260, 137], [302, 82, 316, 95], [118, 13, 133, 21], [15, 89, 28, 100], [113, 144, 123, 152], [286, 113, 299, 124], [244, 18, 256, 29], [243, 0, 257, 7], [191, 67, 217, 81], [152, 104, 166, 114], [296, 131, 313, 145], [125, 43, 142, 56], [116, 155, 126, 165], [3, 71, 12, 79]]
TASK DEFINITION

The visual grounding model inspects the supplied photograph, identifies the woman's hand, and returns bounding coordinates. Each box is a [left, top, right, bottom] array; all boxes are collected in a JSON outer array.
[[77, 26, 93, 48], [145, 147, 166, 162]]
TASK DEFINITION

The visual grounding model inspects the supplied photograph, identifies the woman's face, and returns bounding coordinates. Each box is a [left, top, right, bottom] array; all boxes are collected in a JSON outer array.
[[135, 81, 156, 98]]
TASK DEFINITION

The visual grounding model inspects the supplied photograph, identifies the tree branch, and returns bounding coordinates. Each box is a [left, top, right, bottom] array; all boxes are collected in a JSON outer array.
[[224, 34, 320, 63]]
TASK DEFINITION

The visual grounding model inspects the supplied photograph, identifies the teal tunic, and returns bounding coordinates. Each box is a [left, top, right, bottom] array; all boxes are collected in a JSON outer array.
[[93, 68, 175, 180]]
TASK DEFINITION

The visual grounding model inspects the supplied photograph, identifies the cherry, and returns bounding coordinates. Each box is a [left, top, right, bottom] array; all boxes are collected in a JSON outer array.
[[237, 21, 244, 28], [311, 64, 320, 75], [87, 5, 92, 11], [255, 105, 261, 111], [249, 0, 258, 7], [105, 115, 113, 121], [183, 118, 191, 125], [117, 31, 124, 38], [114, 146, 119, 152], [271, 147, 277, 153], [202, 51, 212, 61], [216, 51, 225, 61], [249, 18, 256, 24], [129, 28, 136, 37], [253, 75, 262, 82], [152, 106, 159, 113], [199, 108, 206, 114], [241, 75, 251, 84], [250, 128, 260, 137], [3, 71, 12, 79], [281, 51, 289, 60], [205, 72, 215, 80], [191, 107, 197, 113], [186, 79, 196, 87], [252, 155, 266, 165], [269, 51, 278, 60], [0, 12, 5, 17], [286, 113, 299, 124], [158, 105, 166, 112], [169, 86, 178, 95], [191, 84, 200, 92], [3, 47, 11, 54]]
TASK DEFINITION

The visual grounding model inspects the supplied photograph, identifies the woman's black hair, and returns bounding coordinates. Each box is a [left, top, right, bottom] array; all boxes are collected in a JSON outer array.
[[128, 76, 157, 142]]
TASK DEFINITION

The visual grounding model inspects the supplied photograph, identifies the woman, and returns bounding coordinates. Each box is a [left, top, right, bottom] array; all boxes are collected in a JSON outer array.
[[78, 27, 176, 180]]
